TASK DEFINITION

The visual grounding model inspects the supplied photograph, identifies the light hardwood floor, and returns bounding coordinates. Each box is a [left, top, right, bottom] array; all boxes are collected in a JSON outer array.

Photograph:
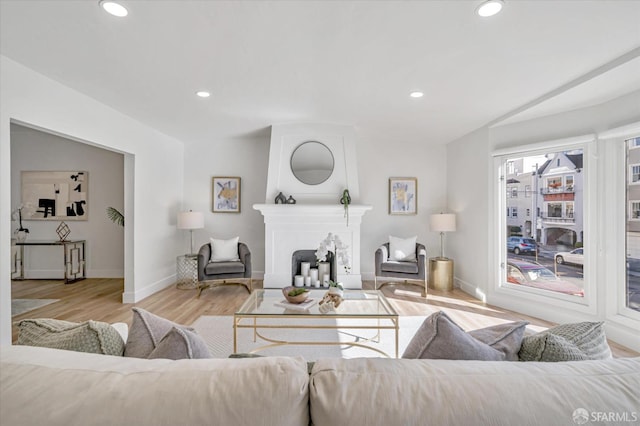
[[10, 278, 639, 357]]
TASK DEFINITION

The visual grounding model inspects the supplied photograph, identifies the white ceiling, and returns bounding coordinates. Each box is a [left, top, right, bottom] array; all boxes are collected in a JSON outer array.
[[1, 0, 639, 145]]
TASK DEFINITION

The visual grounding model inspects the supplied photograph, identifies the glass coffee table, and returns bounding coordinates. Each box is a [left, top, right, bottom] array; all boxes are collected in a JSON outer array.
[[234, 289, 399, 357]]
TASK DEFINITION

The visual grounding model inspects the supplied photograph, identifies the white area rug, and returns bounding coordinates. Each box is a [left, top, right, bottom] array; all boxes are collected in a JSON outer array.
[[191, 315, 427, 360], [11, 299, 60, 317]]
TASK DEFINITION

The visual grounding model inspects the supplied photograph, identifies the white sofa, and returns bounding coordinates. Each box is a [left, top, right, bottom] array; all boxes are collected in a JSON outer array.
[[1, 345, 639, 426]]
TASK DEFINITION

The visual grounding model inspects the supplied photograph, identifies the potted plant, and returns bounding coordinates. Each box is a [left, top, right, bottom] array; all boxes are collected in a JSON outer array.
[[327, 280, 344, 297], [340, 189, 351, 226]]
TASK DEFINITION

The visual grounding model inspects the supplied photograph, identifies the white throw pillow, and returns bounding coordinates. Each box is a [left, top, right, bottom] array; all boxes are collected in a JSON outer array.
[[210, 237, 240, 262], [389, 235, 417, 261]]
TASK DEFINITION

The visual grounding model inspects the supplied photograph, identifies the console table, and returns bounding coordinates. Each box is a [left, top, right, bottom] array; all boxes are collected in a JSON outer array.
[[12, 240, 86, 284]]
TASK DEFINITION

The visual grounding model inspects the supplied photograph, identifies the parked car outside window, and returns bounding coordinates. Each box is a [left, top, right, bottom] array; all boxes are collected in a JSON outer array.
[[506, 259, 584, 297], [506, 237, 537, 255], [555, 248, 584, 266]]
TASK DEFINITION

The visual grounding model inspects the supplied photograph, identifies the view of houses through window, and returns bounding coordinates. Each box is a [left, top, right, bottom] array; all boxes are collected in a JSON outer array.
[[504, 150, 585, 298], [625, 137, 640, 312]]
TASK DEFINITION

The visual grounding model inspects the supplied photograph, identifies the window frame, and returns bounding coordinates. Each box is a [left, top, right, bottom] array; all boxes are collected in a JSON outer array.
[[491, 135, 595, 315], [628, 163, 640, 185]]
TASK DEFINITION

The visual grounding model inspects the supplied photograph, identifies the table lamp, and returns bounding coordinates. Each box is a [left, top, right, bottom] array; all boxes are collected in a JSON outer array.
[[430, 213, 456, 259], [177, 210, 204, 255]]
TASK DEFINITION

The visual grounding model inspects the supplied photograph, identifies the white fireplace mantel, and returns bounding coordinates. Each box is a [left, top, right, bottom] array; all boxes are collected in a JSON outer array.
[[253, 204, 372, 288]]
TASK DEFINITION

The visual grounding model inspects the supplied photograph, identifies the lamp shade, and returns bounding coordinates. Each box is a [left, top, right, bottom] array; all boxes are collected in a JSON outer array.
[[177, 211, 204, 230], [430, 213, 456, 233]]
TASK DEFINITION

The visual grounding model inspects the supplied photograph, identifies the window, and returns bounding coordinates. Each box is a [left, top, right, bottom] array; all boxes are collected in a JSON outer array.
[[629, 164, 640, 184], [507, 161, 515, 174], [625, 138, 640, 313], [547, 202, 562, 218], [630, 201, 640, 220], [566, 175, 574, 191], [565, 202, 574, 219], [499, 148, 585, 300], [511, 187, 518, 198]]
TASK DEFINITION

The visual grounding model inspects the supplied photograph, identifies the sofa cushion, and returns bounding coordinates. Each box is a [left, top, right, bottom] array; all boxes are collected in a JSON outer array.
[[1, 345, 310, 426], [15, 318, 125, 356], [148, 327, 211, 360], [381, 260, 419, 274], [204, 260, 245, 275], [309, 357, 640, 426], [518, 321, 612, 362], [401, 311, 527, 361], [388, 235, 417, 261], [210, 236, 240, 262], [124, 307, 195, 358]]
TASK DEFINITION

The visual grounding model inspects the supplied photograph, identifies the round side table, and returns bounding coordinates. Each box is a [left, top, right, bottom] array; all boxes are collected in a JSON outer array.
[[176, 254, 198, 289]]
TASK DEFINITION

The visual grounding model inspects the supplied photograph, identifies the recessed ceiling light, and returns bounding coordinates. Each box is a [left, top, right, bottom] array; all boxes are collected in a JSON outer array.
[[196, 91, 211, 98], [99, 1, 128, 17], [476, 0, 504, 17], [410, 91, 424, 98]]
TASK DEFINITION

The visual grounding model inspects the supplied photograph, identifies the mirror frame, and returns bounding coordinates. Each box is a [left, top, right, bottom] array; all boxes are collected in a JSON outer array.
[[290, 141, 335, 185]]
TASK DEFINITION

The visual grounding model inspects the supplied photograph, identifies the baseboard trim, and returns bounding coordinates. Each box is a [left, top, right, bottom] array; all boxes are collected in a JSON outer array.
[[20, 269, 124, 279], [122, 274, 175, 303]]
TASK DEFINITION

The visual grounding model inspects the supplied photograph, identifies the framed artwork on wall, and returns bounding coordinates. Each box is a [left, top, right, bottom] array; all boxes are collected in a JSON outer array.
[[21, 171, 89, 221], [212, 176, 241, 213], [389, 177, 417, 215]]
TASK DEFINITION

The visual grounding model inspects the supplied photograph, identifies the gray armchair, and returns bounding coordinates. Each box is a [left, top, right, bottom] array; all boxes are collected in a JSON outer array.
[[197, 242, 252, 297], [374, 242, 427, 297]]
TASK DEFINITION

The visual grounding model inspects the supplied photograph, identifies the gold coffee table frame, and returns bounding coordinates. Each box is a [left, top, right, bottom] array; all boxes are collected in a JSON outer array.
[[234, 289, 399, 358]]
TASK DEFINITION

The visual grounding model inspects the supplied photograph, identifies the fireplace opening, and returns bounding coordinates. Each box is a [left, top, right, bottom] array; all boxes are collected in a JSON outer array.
[[291, 250, 336, 286]]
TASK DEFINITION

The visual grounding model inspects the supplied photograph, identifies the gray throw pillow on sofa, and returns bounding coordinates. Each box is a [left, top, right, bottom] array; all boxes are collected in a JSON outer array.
[[148, 327, 211, 360], [401, 311, 528, 360], [518, 321, 612, 362], [15, 318, 125, 356], [124, 307, 195, 358]]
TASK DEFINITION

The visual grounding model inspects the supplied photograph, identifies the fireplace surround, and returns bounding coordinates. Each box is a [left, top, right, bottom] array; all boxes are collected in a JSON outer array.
[[255, 123, 372, 289]]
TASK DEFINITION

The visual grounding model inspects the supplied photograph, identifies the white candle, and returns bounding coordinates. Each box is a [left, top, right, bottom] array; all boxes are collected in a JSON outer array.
[[322, 274, 330, 286], [301, 262, 311, 277], [294, 275, 304, 287], [318, 262, 330, 280], [310, 268, 319, 281], [304, 276, 311, 286], [313, 280, 320, 288]]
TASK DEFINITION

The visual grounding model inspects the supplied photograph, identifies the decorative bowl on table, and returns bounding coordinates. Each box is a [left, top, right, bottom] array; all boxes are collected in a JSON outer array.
[[282, 286, 310, 304]]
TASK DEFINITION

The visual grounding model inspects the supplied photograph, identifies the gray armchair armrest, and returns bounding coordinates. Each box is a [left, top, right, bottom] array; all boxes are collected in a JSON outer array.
[[416, 243, 427, 278], [197, 243, 212, 281], [238, 242, 252, 278], [375, 243, 390, 276]]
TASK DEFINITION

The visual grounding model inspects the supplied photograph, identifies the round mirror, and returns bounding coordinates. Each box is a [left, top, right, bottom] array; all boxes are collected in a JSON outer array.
[[290, 141, 334, 185]]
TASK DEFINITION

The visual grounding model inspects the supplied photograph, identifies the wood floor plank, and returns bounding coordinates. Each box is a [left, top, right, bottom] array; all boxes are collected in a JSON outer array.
[[10, 278, 638, 357]]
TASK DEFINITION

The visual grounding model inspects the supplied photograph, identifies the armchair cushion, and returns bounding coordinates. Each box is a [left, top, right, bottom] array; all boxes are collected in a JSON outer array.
[[389, 235, 417, 261], [204, 261, 245, 275], [209, 236, 240, 262], [381, 260, 419, 274]]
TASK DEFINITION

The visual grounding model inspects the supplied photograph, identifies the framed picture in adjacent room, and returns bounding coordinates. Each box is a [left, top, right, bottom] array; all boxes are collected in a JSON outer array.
[[21, 171, 89, 221], [212, 176, 241, 213], [389, 177, 417, 215]]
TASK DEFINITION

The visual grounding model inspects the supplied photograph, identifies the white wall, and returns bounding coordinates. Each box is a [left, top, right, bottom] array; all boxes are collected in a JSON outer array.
[[182, 128, 449, 280], [10, 124, 124, 278], [447, 90, 640, 350], [1, 55, 185, 345]]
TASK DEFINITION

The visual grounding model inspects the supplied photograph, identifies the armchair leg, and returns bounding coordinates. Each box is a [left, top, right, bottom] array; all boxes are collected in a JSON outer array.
[[197, 278, 252, 298]]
